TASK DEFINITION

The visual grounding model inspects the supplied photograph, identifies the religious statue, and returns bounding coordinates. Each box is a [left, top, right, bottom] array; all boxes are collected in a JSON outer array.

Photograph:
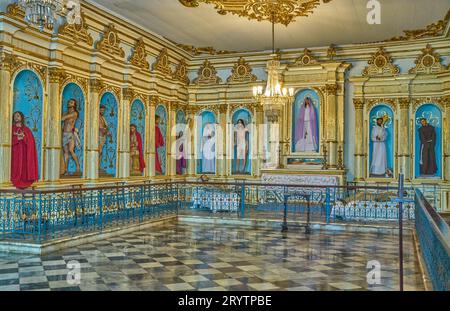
[[176, 130, 187, 175], [234, 119, 249, 174], [99, 105, 112, 170], [61, 99, 81, 176], [155, 115, 165, 175], [419, 118, 437, 176], [201, 122, 216, 173], [294, 97, 318, 152], [130, 124, 145, 175], [11, 111, 38, 189], [370, 116, 389, 177]]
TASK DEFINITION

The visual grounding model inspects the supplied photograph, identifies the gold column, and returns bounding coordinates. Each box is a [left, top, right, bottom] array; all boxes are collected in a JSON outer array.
[[186, 108, 196, 176], [0, 53, 15, 185], [398, 98, 410, 180], [119, 88, 132, 179], [325, 84, 338, 167], [225, 107, 232, 177], [167, 101, 177, 176], [217, 105, 227, 177], [354, 99, 365, 180], [45, 68, 66, 181], [444, 97, 450, 181], [254, 105, 264, 176], [86, 78, 103, 180], [265, 109, 281, 168], [146, 96, 156, 177]]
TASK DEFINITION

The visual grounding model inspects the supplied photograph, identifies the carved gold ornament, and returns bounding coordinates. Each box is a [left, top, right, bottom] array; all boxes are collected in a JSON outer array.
[[173, 59, 190, 85], [0, 53, 21, 73], [96, 24, 125, 58], [175, 43, 235, 56], [227, 57, 257, 83], [58, 12, 93, 46], [153, 48, 172, 76], [362, 47, 399, 77], [389, 10, 450, 41], [179, 0, 333, 26], [193, 60, 222, 85], [409, 44, 446, 75], [129, 38, 149, 70], [293, 48, 318, 66], [48, 68, 67, 85]]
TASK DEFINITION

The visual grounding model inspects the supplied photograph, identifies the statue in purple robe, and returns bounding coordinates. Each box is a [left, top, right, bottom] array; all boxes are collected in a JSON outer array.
[[294, 97, 318, 152]]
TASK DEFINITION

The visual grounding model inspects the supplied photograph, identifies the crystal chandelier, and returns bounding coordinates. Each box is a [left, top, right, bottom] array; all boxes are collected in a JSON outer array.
[[253, 14, 294, 107], [18, 0, 65, 31]]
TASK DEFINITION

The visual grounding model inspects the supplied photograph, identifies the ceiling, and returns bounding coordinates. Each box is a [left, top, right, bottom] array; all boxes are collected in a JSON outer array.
[[87, 0, 450, 52]]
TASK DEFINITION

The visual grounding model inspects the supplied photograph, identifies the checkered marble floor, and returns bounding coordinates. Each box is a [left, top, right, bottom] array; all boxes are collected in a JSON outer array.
[[0, 222, 425, 291]]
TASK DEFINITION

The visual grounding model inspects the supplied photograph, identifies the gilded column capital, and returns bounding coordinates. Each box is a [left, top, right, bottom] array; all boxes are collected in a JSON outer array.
[[149, 95, 159, 107], [324, 84, 339, 95], [48, 68, 67, 84], [0, 53, 21, 73], [398, 98, 410, 109], [353, 98, 364, 109], [89, 79, 105, 93], [218, 105, 228, 114], [122, 88, 135, 101], [442, 96, 450, 108]]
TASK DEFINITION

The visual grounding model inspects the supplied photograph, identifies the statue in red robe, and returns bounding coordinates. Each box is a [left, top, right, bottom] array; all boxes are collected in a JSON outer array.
[[130, 124, 145, 175], [155, 115, 165, 174], [11, 111, 38, 189]]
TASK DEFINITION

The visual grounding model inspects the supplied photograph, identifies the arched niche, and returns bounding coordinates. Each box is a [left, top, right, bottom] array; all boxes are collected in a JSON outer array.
[[197, 110, 216, 174], [155, 104, 167, 175], [61, 82, 85, 177], [175, 110, 187, 175], [12, 69, 44, 178], [130, 99, 146, 176], [291, 88, 320, 153], [99, 92, 118, 177], [414, 103, 442, 179], [231, 108, 252, 175], [368, 104, 395, 178]]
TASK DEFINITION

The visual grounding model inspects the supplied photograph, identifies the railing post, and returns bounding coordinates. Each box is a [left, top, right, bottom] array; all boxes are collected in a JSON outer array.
[[281, 191, 288, 232], [398, 173, 404, 292], [140, 185, 144, 222], [38, 193, 42, 242], [305, 194, 311, 234], [325, 187, 331, 224], [240, 181, 245, 218], [99, 190, 103, 231]]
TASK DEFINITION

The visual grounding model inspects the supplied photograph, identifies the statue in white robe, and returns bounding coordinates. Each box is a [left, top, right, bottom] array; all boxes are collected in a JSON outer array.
[[370, 117, 388, 176], [201, 122, 216, 173]]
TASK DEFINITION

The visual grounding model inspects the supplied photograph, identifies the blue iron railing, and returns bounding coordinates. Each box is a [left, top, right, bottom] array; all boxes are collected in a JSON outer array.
[[0, 182, 178, 241], [177, 181, 416, 223], [0, 181, 417, 242], [415, 189, 450, 291]]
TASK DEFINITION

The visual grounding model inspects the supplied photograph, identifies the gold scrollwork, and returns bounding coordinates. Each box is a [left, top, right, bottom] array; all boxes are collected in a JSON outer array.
[[293, 48, 318, 66], [58, 11, 93, 46], [362, 47, 400, 77], [409, 44, 446, 75], [192, 60, 222, 85], [226, 57, 257, 84], [388, 10, 450, 42], [173, 59, 190, 85], [96, 24, 125, 59], [179, 0, 334, 26], [153, 48, 172, 76], [129, 38, 149, 70]]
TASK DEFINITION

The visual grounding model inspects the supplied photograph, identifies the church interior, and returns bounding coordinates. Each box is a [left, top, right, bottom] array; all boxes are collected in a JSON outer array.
[[0, 0, 449, 293]]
